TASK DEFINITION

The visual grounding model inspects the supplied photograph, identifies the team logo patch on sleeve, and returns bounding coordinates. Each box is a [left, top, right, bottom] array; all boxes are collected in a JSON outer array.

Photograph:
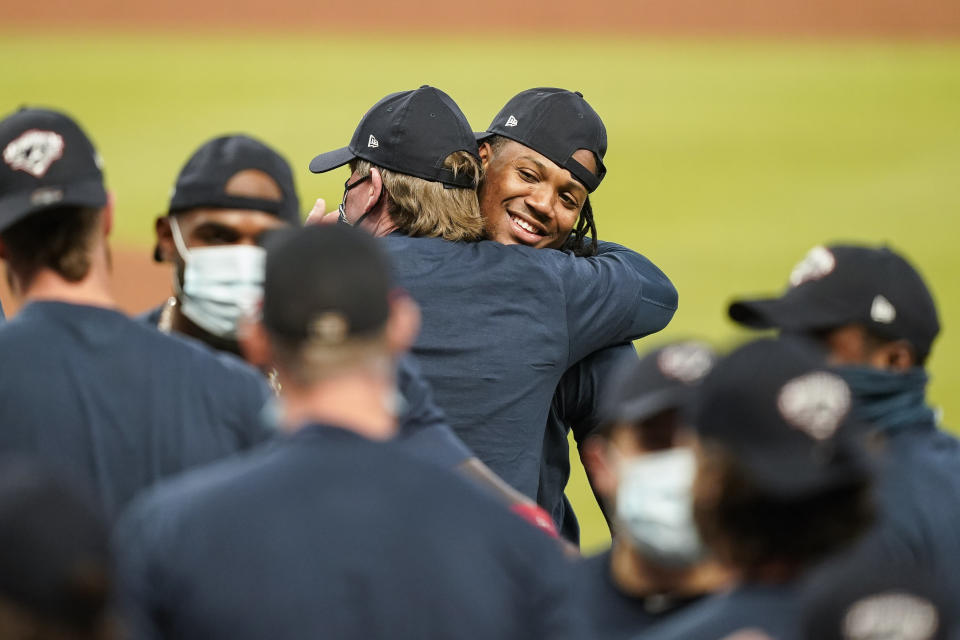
[[3, 129, 65, 178], [843, 592, 939, 640], [777, 371, 851, 440], [789, 245, 836, 288]]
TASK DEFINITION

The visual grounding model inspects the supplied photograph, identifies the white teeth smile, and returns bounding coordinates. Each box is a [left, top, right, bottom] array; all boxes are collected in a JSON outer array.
[[510, 214, 542, 236]]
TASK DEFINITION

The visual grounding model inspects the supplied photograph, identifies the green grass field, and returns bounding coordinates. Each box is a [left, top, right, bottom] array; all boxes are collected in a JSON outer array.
[[3, 31, 959, 550]]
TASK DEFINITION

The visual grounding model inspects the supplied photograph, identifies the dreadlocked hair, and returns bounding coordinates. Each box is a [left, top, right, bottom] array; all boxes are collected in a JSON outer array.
[[561, 197, 598, 257]]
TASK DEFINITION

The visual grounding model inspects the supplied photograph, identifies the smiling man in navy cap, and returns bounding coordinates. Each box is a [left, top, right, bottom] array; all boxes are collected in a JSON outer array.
[[308, 86, 677, 540]]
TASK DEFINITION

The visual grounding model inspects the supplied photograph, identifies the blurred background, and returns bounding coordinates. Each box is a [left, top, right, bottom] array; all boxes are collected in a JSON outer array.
[[2, 0, 958, 551]]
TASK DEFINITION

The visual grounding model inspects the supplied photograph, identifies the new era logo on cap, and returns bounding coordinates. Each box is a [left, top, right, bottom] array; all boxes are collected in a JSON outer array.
[[3, 129, 65, 178], [367, 135, 379, 149], [505, 115, 518, 127], [871, 294, 897, 324]]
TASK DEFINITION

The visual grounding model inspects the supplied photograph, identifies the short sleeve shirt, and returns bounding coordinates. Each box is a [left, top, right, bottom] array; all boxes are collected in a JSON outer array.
[[0, 301, 273, 520]]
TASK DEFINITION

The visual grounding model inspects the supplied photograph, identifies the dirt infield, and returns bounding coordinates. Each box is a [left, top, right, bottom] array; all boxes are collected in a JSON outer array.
[[4, 0, 959, 37], [0, 250, 170, 318]]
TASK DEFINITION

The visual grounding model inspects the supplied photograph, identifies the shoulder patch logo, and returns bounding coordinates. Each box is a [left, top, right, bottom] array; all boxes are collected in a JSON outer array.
[[843, 592, 939, 640], [657, 343, 715, 384], [870, 294, 897, 324], [3, 129, 65, 178], [777, 371, 851, 440], [367, 135, 379, 149], [505, 115, 519, 127], [789, 245, 836, 288]]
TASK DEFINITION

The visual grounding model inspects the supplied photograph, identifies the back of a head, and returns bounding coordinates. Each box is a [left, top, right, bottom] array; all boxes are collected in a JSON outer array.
[[0, 456, 112, 640], [690, 337, 875, 575], [309, 86, 484, 241], [261, 224, 394, 384], [0, 107, 108, 287]]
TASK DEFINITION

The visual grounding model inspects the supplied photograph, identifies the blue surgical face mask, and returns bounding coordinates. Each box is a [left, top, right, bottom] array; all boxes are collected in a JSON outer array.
[[170, 217, 265, 340], [615, 447, 705, 568]]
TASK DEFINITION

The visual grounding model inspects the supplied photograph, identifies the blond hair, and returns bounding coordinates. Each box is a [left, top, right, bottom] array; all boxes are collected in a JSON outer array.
[[354, 151, 484, 242]]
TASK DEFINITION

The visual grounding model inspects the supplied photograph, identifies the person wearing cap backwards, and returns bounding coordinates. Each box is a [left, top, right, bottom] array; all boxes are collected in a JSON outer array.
[[114, 224, 584, 640], [573, 341, 733, 639], [0, 108, 273, 520], [148, 135, 488, 481], [308, 86, 677, 536], [636, 337, 875, 640], [474, 87, 657, 544], [727, 244, 960, 594], [146, 134, 300, 357]]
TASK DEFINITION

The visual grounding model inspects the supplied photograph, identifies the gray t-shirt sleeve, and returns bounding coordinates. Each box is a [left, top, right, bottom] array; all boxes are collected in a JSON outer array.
[[548, 241, 678, 365]]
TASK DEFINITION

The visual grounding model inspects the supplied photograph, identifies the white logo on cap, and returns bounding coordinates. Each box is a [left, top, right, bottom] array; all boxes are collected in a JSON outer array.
[[505, 115, 519, 127], [367, 135, 379, 149], [3, 129, 65, 178], [870, 295, 896, 324], [657, 343, 715, 384], [843, 592, 939, 640], [789, 245, 836, 288], [777, 372, 851, 440]]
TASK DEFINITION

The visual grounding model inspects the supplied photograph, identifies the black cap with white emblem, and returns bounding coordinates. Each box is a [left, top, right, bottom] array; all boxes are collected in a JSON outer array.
[[0, 107, 107, 232]]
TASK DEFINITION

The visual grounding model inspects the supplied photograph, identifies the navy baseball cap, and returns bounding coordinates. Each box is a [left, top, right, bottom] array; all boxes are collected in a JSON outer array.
[[600, 341, 716, 424], [262, 224, 393, 344], [692, 337, 872, 499], [168, 134, 301, 226], [477, 88, 607, 193], [729, 244, 940, 361], [309, 86, 479, 189], [0, 107, 107, 232]]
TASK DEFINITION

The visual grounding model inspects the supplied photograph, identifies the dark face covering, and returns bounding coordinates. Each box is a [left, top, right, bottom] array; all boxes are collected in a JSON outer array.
[[837, 366, 936, 433]]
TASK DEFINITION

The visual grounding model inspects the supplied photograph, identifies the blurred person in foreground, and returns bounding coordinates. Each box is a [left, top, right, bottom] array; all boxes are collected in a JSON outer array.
[[113, 224, 583, 640], [147, 136, 478, 478], [638, 337, 875, 640], [576, 341, 732, 639], [728, 244, 960, 592], [0, 108, 272, 521], [307, 86, 677, 541], [0, 456, 114, 640]]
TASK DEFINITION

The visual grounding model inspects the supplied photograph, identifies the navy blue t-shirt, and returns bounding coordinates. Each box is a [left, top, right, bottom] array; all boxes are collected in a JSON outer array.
[[575, 549, 704, 639], [114, 423, 585, 640], [636, 583, 801, 640], [545, 343, 638, 543], [380, 235, 677, 501], [0, 301, 273, 520], [140, 304, 473, 469]]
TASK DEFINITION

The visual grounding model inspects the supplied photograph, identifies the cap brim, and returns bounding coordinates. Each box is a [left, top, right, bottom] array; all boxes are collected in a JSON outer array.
[[309, 147, 355, 174], [603, 386, 691, 424], [0, 179, 107, 232], [728, 298, 789, 329]]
